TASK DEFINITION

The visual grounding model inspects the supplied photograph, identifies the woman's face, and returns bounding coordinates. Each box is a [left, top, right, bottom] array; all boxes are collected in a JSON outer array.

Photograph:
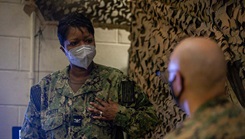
[[63, 27, 95, 51]]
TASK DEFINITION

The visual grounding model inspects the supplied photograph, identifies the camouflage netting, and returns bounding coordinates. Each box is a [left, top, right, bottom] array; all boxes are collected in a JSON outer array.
[[23, 0, 132, 30], [128, 0, 245, 138], [23, 0, 245, 138]]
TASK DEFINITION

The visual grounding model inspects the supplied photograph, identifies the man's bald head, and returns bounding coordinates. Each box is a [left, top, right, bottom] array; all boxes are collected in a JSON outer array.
[[169, 37, 226, 94]]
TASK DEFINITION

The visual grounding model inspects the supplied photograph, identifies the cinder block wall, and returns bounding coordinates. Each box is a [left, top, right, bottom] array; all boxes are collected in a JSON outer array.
[[0, 1, 130, 139]]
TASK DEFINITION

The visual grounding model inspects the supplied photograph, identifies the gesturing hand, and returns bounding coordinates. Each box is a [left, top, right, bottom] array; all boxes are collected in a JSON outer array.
[[87, 97, 119, 120]]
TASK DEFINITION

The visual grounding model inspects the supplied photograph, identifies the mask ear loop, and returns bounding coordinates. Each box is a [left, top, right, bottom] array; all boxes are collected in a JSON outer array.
[[170, 73, 185, 106], [169, 75, 177, 102], [178, 75, 185, 102], [180, 75, 184, 94]]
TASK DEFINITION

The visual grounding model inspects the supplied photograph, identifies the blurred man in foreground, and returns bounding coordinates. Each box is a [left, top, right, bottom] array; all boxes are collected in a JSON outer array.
[[164, 37, 245, 138]]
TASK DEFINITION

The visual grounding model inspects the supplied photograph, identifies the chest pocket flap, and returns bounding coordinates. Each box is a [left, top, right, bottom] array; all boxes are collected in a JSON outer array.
[[42, 113, 63, 131]]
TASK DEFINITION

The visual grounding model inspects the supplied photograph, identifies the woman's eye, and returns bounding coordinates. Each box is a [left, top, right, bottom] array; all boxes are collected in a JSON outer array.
[[69, 41, 78, 46], [85, 39, 94, 44]]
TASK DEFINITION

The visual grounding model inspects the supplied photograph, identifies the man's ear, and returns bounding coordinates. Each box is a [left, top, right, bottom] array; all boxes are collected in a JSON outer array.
[[175, 71, 184, 95]]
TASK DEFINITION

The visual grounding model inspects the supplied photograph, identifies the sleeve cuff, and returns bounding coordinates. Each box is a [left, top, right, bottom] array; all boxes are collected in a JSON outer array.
[[114, 105, 130, 128]]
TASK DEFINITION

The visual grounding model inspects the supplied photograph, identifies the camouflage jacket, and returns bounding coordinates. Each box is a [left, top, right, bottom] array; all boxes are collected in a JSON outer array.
[[164, 95, 245, 139], [21, 63, 159, 139]]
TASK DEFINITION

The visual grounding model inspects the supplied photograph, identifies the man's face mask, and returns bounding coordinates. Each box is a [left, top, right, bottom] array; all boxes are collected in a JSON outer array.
[[65, 45, 96, 69]]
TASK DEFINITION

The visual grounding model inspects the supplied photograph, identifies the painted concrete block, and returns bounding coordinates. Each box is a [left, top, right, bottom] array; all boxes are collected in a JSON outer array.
[[35, 71, 53, 83], [94, 28, 118, 43], [39, 24, 58, 40], [19, 38, 30, 71], [118, 29, 131, 44], [0, 106, 19, 139], [38, 39, 69, 72], [94, 43, 130, 74], [0, 71, 29, 105], [0, 2, 30, 37], [0, 36, 19, 70], [18, 106, 27, 126]]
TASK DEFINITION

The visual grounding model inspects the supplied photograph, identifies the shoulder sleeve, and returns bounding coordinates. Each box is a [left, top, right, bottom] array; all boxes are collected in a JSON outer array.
[[114, 77, 160, 138], [20, 85, 46, 139]]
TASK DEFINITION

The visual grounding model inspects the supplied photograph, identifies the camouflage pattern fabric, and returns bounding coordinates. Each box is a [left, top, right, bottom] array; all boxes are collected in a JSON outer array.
[[21, 63, 159, 139], [129, 1, 245, 137], [23, 0, 131, 31], [164, 96, 245, 139]]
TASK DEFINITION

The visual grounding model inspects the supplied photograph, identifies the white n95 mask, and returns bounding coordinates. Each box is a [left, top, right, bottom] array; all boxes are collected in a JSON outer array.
[[66, 45, 96, 69]]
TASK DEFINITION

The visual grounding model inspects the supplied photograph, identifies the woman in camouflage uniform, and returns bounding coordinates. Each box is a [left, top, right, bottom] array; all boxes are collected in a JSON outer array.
[[21, 12, 159, 139]]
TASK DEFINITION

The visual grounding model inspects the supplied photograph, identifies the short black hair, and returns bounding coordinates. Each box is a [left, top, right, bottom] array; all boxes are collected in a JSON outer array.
[[57, 12, 94, 47]]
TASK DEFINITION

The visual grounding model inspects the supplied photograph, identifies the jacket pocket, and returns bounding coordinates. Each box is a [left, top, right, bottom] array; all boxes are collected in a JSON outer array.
[[42, 113, 63, 131], [90, 119, 114, 135], [91, 119, 112, 127]]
